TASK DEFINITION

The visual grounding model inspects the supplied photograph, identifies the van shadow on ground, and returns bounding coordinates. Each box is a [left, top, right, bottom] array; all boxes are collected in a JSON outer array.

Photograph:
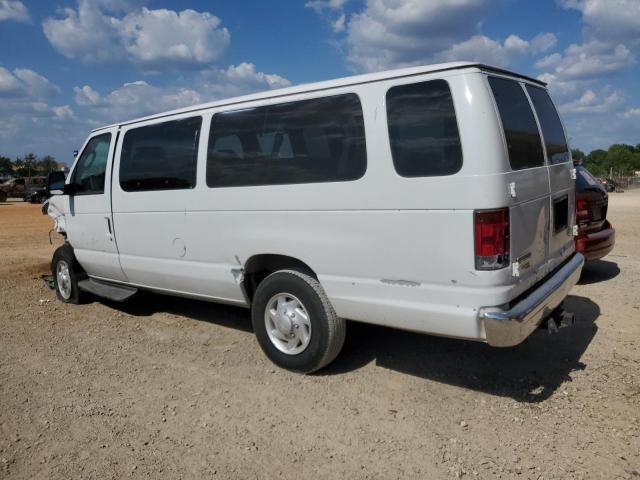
[[104, 291, 253, 333], [104, 292, 599, 404], [578, 259, 620, 285], [323, 295, 599, 403]]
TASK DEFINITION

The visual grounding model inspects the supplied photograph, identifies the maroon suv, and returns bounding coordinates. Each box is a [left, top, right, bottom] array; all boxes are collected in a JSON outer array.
[[575, 164, 615, 260]]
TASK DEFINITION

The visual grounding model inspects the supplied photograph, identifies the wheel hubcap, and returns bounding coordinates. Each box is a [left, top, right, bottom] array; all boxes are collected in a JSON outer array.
[[56, 260, 72, 300], [264, 293, 311, 355]]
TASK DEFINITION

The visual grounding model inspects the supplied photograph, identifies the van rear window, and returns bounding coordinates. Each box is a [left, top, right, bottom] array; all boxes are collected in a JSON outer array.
[[206, 94, 366, 188], [386, 80, 462, 177], [525, 85, 570, 164], [488, 77, 544, 170]]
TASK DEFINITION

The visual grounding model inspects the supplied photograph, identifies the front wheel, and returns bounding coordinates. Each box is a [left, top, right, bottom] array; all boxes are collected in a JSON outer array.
[[251, 270, 346, 373], [52, 244, 86, 304], [0, 191, 7, 203]]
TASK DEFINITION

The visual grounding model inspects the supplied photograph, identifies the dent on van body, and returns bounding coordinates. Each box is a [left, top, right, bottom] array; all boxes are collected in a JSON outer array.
[[47, 197, 67, 234]]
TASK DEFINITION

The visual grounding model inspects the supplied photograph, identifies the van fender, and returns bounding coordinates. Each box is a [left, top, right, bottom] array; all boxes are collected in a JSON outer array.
[[47, 197, 67, 234]]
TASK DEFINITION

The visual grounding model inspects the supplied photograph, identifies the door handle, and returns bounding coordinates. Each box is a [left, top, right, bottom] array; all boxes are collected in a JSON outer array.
[[105, 216, 113, 241]]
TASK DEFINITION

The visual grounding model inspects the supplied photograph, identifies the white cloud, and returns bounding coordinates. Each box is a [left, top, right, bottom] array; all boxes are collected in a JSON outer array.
[[42, 1, 123, 63], [0, 68, 83, 160], [214, 63, 291, 91], [561, 0, 640, 44], [0, 67, 57, 98], [559, 89, 624, 114], [74, 85, 103, 106], [536, 41, 634, 81], [623, 108, 640, 119], [537, 73, 579, 97], [96, 0, 147, 13], [92, 82, 200, 121], [530, 32, 558, 53], [43, 1, 230, 66], [343, 0, 555, 72], [0, 0, 29, 22], [53, 105, 77, 121], [438, 34, 554, 65], [332, 13, 346, 33], [13, 68, 59, 97], [0, 67, 22, 93], [305, 0, 348, 14], [120, 8, 230, 65], [72, 63, 291, 124], [306, 0, 349, 35]]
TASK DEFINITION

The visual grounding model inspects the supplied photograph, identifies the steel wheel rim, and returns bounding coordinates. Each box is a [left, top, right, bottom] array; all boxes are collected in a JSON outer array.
[[56, 260, 72, 300], [264, 293, 312, 355]]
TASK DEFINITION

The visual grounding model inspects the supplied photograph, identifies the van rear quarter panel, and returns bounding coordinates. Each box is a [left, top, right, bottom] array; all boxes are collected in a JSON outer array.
[[111, 71, 527, 341]]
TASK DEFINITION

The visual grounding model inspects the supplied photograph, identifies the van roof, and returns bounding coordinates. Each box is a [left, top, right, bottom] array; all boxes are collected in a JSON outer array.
[[92, 62, 545, 132]]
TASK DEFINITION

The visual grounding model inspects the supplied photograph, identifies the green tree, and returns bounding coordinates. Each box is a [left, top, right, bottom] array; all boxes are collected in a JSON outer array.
[[571, 148, 586, 163], [37, 155, 58, 175], [20, 153, 38, 177], [606, 144, 640, 176], [0, 156, 12, 177], [584, 149, 607, 176], [13, 158, 27, 177]]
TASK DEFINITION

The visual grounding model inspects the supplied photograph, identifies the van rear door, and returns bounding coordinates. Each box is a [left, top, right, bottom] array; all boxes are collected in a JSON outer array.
[[488, 76, 574, 282], [524, 84, 575, 260]]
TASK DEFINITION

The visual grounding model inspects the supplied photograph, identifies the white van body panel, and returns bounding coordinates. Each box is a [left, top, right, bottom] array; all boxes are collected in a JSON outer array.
[[51, 62, 582, 345], [60, 127, 128, 282]]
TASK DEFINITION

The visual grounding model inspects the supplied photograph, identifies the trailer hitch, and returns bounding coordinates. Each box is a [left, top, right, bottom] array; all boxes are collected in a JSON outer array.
[[545, 304, 575, 334]]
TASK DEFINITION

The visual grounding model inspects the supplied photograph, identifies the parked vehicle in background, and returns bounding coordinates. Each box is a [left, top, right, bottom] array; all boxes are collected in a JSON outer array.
[[600, 178, 616, 192], [576, 165, 615, 260], [46, 62, 584, 373], [26, 187, 49, 204], [0, 176, 46, 202]]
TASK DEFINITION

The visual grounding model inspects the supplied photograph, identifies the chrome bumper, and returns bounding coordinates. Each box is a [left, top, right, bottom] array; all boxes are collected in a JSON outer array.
[[482, 253, 585, 347]]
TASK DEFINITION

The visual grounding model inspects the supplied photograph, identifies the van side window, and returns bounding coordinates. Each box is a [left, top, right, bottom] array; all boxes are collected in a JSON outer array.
[[72, 133, 111, 195], [386, 80, 463, 177], [120, 117, 202, 192], [488, 77, 544, 170], [206, 94, 367, 188], [525, 85, 570, 164]]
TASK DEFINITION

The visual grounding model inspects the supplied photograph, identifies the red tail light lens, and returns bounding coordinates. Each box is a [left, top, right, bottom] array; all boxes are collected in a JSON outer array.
[[474, 208, 510, 270], [576, 197, 589, 225]]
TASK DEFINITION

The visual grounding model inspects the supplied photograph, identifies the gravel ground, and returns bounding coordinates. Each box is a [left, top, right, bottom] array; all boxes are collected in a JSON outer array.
[[1, 192, 639, 480]]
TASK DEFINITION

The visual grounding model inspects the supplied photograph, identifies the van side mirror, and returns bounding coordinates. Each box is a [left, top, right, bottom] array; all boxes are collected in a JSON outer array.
[[47, 171, 67, 195]]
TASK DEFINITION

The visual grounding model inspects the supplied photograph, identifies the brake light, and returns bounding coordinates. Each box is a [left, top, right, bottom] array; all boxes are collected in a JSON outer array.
[[576, 197, 590, 225], [474, 208, 510, 270]]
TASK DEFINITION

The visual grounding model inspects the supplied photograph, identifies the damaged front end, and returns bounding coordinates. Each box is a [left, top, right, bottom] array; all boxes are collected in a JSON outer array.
[[44, 197, 67, 240]]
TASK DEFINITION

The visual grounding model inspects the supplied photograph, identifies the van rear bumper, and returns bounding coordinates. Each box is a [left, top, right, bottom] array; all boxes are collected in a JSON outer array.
[[481, 252, 585, 347]]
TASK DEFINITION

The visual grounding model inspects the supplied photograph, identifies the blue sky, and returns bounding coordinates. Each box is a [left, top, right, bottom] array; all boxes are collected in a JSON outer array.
[[0, 0, 638, 163]]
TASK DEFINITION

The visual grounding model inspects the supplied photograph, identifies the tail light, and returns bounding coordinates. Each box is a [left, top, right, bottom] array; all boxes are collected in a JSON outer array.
[[474, 208, 510, 270], [576, 197, 589, 225]]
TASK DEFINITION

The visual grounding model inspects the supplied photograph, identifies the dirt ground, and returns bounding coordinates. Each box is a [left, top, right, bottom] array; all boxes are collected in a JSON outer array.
[[1, 192, 639, 480]]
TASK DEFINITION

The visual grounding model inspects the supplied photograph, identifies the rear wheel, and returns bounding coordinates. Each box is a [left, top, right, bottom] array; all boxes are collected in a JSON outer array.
[[52, 244, 86, 304], [251, 270, 345, 373], [0, 191, 6, 202]]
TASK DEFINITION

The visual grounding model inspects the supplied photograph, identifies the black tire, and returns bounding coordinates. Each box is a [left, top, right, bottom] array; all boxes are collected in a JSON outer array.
[[251, 270, 346, 374], [0, 191, 6, 203], [51, 244, 87, 304]]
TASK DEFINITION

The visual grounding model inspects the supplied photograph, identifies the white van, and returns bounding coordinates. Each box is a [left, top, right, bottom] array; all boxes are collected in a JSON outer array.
[[47, 62, 584, 373]]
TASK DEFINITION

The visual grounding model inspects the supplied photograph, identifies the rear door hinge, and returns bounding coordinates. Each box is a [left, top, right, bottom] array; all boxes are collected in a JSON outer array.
[[572, 225, 579, 236], [508, 182, 517, 198], [570, 168, 577, 180]]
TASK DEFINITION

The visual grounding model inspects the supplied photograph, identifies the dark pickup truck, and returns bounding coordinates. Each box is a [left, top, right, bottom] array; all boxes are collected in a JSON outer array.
[[0, 176, 46, 202]]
